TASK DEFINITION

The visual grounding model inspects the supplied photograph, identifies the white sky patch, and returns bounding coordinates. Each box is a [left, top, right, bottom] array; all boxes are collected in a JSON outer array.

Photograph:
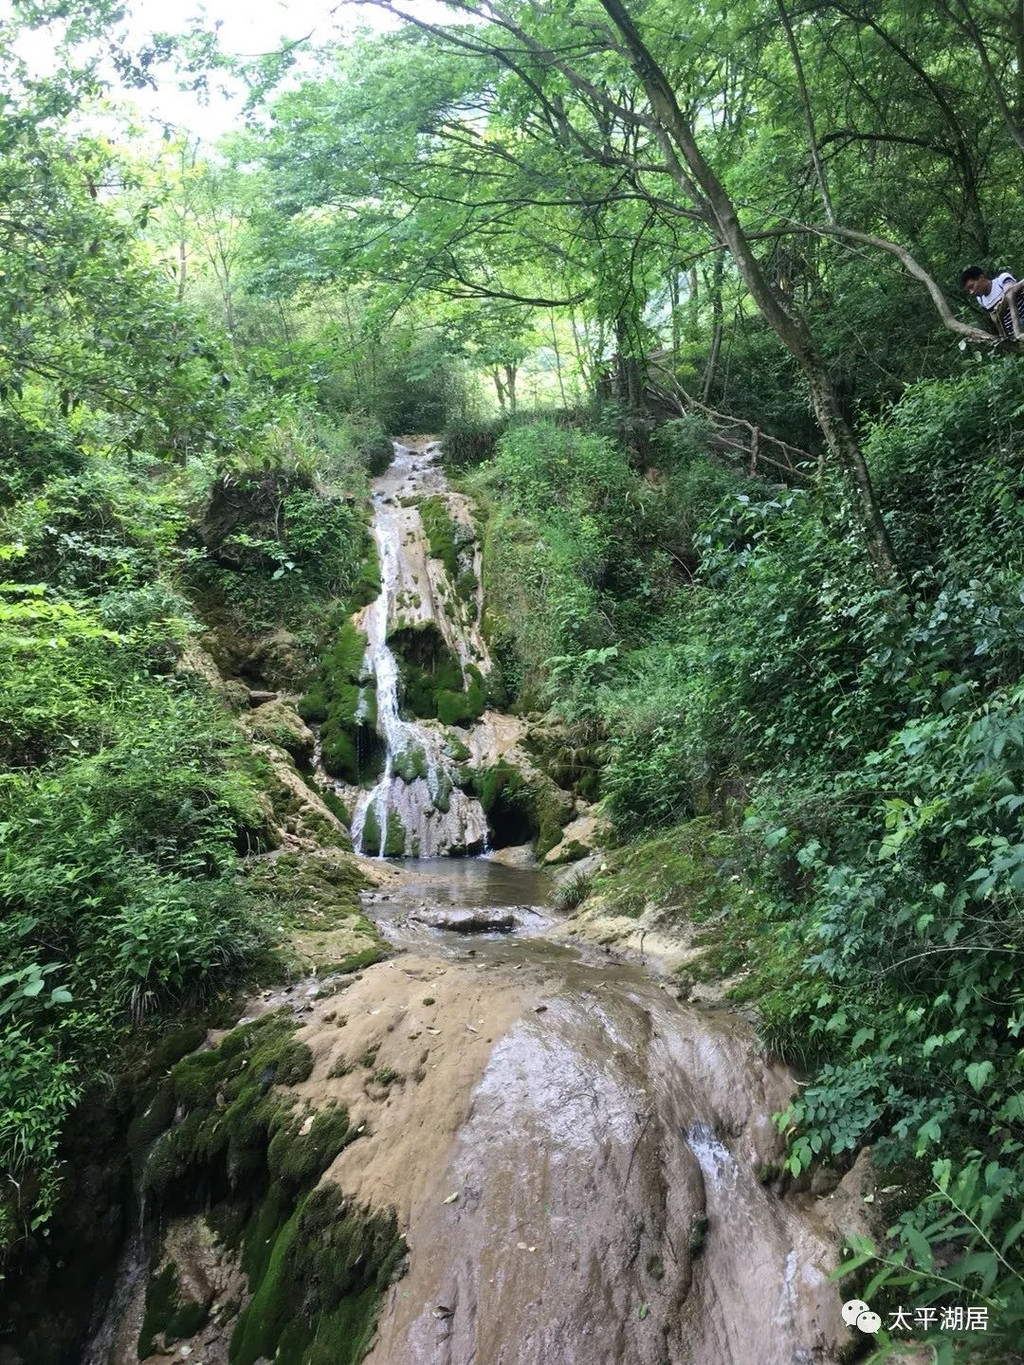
[[9, 0, 460, 140]]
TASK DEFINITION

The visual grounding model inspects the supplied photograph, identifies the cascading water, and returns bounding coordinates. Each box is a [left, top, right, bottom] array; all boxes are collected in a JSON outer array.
[[348, 442, 490, 858]]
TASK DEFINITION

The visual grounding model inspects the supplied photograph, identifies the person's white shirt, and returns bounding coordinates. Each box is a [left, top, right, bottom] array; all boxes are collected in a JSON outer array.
[[978, 271, 1017, 310]]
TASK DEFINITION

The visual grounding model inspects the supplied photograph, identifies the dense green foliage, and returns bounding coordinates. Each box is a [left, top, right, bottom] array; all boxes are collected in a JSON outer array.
[[5, 0, 1024, 1358], [0, 9, 397, 1262], [475, 362, 1024, 1355]]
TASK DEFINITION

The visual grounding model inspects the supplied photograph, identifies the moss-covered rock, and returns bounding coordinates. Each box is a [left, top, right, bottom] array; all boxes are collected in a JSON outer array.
[[360, 804, 382, 857], [246, 700, 315, 763], [231, 1184, 403, 1365], [460, 759, 571, 854], [129, 1008, 404, 1365], [417, 495, 460, 578], [388, 623, 486, 727], [348, 540, 381, 611], [391, 745, 428, 784], [256, 751, 351, 849], [524, 720, 605, 803], [244, 849, 370, 933], [138, 1261, 211, 1357], [584, 819, 749, 934], [359, 806, 407, 858], [300, 623, 384, 785]]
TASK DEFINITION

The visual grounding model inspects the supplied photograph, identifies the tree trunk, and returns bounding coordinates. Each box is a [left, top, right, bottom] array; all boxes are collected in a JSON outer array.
[[598, 0, 902, 584], [701, 253, 724, 403], [550, 311, 568, 406]]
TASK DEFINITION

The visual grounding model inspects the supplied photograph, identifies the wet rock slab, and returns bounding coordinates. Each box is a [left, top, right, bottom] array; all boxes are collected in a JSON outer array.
[[410, 905, 534, 933]]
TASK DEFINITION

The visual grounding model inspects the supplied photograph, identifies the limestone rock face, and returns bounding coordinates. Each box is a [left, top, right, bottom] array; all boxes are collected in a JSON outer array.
[[542, 811, 611, 866]]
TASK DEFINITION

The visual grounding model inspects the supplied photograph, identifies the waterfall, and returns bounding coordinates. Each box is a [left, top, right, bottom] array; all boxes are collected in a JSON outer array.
[[349, 444, 490, 858]]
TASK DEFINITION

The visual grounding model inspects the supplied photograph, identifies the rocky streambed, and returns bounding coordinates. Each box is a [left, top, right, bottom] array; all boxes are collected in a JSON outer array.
[[80, 858, 869, 1365], [70, 441, 870, 1365]]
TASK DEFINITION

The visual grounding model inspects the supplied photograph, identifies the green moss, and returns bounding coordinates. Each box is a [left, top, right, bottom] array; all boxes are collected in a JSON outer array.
[[245, 850, 369, 933], [361, 804, 381, 856], [436, 662, 485, 727], [533, 782, 570, 861], [418, 495, 459, 578], [138, 1263, 178, 1357], [455, 568, 478, 604], [231, 1185, 404, 1365], [431, 767, 453, 814], [317, 787, 351, 827], [445, 733, 471, 762], [523, 726, 605, 802], [592, 820, 748, 929], [461, 760, 570, 854], [131, 1004, 402, 1365], [360, 804, 407, 857], [324, 946, 388, 974], [347, 541, 381, 611], [268, 1106, 351, 1189], [138, 1262, 211, 1357], [388, 622, 460, 718], [548, 837, 589, 865], [127, 1084, 177, 1181], [141, 1012, 319, 1202], [300, 624, 383, 784], [466, 760, 537, 846], [385, 626, 485, 729], [392, 745, 428, 783], [382, 810, 407, 857]]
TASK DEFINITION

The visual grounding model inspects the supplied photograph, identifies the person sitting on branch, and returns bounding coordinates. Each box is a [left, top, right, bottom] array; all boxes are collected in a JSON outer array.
[[961, 266, 1024, 339]]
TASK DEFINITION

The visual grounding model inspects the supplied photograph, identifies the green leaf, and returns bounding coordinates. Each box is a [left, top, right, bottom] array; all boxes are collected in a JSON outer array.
[[902, 1226, 933, 1271], [965, 1060, 994, 1092]]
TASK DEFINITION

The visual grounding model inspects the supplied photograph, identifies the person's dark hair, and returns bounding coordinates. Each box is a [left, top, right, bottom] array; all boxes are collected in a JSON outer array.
[[961, 266, 985, 286]]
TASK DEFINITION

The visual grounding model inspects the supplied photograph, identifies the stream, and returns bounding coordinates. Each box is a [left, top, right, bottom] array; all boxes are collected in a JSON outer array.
[[311, 861, 852, 1365], [81, 441, 858, 1365]]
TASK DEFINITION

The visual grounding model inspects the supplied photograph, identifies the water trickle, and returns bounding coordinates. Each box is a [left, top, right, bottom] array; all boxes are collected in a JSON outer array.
[[349, 443, 491, 858]]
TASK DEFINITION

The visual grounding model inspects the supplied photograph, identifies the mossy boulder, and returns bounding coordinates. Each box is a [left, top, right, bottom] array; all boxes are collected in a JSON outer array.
[[129, 1008, 404, 1365], [300, 624, 384, 785], [388, 623, 486, 727], [247, 700, 315, 763]]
